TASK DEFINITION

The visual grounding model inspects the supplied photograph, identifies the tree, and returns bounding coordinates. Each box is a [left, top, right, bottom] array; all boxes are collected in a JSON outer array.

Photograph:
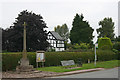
[[54, 24, 69, 41], [70, 13, 94, 44], [115, 36, 120, 42], [97, 17, 115, 40], [2, 10, 49, 52]]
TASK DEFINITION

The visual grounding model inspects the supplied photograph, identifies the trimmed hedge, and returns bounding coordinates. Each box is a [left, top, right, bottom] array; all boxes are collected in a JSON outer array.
[[2, 50, 118, 71], [98, 37, 113, 50]]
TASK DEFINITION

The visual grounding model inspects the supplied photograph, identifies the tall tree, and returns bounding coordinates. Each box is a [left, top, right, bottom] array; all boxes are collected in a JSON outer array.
[[54, 24, 69, 41], [70, 13, 94, 44], [115, 36, 120, 42], [3, 10, 49, 52], [97, 17, 115, 40]]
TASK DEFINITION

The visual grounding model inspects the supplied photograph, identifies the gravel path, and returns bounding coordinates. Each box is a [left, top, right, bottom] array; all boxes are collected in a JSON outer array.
[[2, 70, 61, 79]]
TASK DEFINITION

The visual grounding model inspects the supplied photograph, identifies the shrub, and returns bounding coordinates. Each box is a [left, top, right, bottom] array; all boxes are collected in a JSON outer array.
[[79, 43, 90, 49], [48, 48, 56, 52], [113, 42, 120, 51], [112, 49, 119, 53], [73, 43, 90, 49], [2, 51, 118, 71], [98, 37, 113, 50], [73, 43, 81, 49]]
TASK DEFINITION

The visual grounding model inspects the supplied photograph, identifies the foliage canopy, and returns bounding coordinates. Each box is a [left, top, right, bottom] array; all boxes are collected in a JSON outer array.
[[2, 10, 49, 52], [70, 14, 94, 44]]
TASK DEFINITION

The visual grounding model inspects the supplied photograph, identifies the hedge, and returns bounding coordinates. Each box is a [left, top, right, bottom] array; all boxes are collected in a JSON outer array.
[[98, 37, 113, 50], [2, 50, 118, 71]]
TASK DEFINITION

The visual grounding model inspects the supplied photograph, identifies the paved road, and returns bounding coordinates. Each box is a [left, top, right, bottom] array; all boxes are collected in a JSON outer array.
[[51, 67, 119, 78], [2, 68, 119, 80]]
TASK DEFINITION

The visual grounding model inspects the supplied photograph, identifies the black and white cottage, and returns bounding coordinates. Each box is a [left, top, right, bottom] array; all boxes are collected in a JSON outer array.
[[47, 31, 65, 51]]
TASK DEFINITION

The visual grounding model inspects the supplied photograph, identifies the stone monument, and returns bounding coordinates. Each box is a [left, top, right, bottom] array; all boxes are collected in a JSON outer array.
[[16, 22, 33, 72]]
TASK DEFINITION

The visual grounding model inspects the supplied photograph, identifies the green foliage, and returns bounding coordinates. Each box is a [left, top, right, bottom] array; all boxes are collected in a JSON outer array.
[[70, 13, 94, 44], [2, 10, 49, 52], [97, 17, 115, 40], [2, 53, 22, 71], [73, 43, 90, 49], [73, 43, 80, 49], [54, 24, 69, 42], [98, 37, 113, 50], [2, 51, 118, 71], [96, 50, 118, 61], [112, 49, 119, 53], [79, 43, 90, 49], [48, 48, 56, 52], [113, 42, 120, 51], [115, 36, 120, 42]]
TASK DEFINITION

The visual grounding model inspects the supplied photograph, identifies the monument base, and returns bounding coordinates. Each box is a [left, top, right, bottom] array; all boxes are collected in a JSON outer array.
[[16, 58, 33, 72]]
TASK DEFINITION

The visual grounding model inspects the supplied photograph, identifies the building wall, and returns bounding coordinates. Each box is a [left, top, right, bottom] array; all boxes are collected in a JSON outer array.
[[55, 48, 64, 51], [47, 32, 65, 51]]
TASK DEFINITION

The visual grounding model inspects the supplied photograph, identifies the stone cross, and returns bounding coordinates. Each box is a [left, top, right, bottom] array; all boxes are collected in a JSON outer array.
[[16, 22, 33, 72], [23, 22, 27, 59]]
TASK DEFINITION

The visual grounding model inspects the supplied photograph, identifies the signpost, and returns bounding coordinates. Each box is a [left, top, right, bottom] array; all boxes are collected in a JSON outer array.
[[36, 51, 45, 68], [94, 43, 98, 66]]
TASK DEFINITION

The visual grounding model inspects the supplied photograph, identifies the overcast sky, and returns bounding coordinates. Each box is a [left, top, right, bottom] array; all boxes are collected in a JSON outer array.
[[0, 0, 119, 43]]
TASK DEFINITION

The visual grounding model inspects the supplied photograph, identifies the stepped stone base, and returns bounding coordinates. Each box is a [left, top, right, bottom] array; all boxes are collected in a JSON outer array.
[[16, 58, 33, 72]]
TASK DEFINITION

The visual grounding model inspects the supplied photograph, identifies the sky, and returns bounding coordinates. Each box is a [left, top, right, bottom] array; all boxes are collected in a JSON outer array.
[[0, 0, 119, 43]]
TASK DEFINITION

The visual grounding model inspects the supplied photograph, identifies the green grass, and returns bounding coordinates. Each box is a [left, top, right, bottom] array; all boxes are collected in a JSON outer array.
[[37, 60, 119, 73]]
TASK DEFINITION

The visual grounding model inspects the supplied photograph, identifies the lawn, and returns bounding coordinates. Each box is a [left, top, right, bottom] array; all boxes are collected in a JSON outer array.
[[37, 60, 119, 73]]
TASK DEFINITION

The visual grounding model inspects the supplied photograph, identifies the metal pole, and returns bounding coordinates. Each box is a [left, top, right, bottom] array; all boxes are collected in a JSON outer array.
[[94, 44, 97, 66], [42, 62, 44, 67], [36, 62, 38, 68]]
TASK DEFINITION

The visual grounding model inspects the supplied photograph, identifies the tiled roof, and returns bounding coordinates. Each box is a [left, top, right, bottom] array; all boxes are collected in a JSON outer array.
[[49, 31, 64, 40]]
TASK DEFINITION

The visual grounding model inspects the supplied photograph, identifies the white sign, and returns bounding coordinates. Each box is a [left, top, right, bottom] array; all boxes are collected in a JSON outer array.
[[36, 53, 45, 62]]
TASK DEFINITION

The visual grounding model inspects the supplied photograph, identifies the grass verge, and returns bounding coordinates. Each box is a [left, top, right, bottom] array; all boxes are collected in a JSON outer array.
[[37, 60, 119, 73]]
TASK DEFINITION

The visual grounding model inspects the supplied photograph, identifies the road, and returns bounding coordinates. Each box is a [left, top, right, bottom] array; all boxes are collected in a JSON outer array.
[[2, 67, 119, 80], [51, 67, 119, 78]]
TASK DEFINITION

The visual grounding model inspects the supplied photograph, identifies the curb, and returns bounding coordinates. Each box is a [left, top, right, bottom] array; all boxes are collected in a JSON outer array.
[[44, 68, 105, 78], [2, 68, 105, 79]]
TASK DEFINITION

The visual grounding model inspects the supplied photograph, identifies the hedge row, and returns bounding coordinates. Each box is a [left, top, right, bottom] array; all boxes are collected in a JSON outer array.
[[2, 50, 118, 71]]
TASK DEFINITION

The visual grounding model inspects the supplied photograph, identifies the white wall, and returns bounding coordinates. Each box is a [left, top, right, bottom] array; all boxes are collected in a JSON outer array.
[[55, 48, 64, 51]]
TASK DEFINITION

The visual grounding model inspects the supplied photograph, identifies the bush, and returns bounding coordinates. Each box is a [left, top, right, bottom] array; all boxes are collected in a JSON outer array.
[[48, 48, 56, 52], [2, 50, 118, 71], [112, 49, 119, 53], [80, 43, 90, 49], [73, 43, 90, 49], [113, 42, 120, 51], [98, 37, 113, 50]]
